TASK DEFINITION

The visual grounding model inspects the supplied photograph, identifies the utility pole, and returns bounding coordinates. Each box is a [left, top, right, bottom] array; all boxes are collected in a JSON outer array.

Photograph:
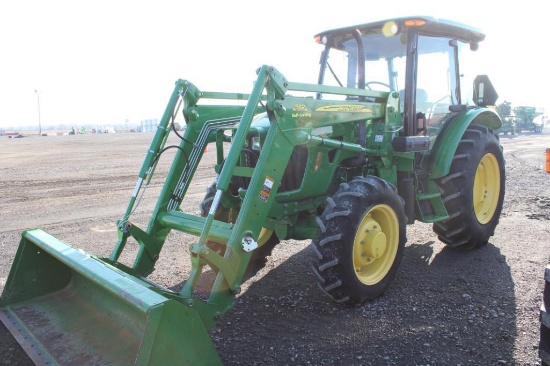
[[34, 89, 42, 136]]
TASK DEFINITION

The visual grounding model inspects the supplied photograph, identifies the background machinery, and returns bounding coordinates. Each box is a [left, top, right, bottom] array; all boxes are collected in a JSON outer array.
[[514, 106, 545, 133], [0, 16, 505, 364], [496, 100, 516, 135], [495, 102, 546, 135]]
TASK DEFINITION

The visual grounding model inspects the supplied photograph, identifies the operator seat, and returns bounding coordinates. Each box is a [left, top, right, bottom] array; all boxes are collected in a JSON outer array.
[[415, 89, 430, 113]]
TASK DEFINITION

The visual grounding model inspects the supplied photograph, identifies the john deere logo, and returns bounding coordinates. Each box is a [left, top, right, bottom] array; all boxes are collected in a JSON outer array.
[[316, 105, 372, 113]]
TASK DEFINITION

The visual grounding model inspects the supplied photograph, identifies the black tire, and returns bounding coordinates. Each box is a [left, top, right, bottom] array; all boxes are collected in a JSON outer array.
[[433, 124, 505, 249], [199, 182, 279, 282], [540, 261, 550, 365], [311, 176, 407, 304], [199, 182, 217, 217]]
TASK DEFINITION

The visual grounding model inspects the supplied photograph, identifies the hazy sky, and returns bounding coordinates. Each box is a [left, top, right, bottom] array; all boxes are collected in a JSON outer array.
[[0, 0, 547, 129]]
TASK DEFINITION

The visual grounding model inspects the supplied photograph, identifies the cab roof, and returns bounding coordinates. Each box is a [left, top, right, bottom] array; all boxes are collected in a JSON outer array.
[[315, 16, 485, 46]]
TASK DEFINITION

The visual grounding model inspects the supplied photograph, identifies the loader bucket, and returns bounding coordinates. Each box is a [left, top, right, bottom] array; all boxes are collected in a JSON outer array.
[[0, 229, 222, 366]]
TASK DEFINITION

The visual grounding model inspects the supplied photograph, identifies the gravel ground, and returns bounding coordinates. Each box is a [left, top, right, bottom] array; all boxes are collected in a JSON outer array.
[[1, 128, 549, 365]]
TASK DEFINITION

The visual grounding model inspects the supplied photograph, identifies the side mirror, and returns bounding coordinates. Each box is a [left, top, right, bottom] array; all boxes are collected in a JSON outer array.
[[473, 75, 498, 107]]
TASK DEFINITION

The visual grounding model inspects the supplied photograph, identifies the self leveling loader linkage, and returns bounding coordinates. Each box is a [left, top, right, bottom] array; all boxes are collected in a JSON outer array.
[[0, 16, 505, 365]]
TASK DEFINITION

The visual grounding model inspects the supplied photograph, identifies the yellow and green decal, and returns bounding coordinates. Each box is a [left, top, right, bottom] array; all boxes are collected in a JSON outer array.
[[292, 104, 312, 118], [316, 105, 373, 113]]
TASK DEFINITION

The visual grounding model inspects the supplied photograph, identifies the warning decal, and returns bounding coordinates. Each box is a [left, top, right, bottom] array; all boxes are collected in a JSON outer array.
[[259, 176, 274, 202]]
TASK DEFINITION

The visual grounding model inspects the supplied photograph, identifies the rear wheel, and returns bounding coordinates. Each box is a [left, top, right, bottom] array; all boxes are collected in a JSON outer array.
[[311, 176, 406, 304], [433, 124, 505, 249], [200, 182, 279, 281]]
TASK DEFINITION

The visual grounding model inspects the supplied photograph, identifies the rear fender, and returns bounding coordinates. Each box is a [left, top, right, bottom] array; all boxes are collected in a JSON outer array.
[[427, 108, 501, 179]]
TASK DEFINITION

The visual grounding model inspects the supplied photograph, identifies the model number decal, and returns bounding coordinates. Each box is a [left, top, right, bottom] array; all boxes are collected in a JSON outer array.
[[292, 104, 312, 118], [259, 176, 274, 202]]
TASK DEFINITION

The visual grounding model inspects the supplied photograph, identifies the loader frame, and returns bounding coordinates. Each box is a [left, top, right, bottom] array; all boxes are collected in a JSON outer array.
[[107, 67, 407, 323]]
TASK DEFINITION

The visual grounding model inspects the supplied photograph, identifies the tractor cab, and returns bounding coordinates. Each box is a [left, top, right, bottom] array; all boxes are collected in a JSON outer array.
[[314, 16, 492, 136]]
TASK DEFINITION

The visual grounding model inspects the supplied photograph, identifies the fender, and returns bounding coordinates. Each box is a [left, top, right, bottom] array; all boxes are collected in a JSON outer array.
[[428, 107, 501, 179]]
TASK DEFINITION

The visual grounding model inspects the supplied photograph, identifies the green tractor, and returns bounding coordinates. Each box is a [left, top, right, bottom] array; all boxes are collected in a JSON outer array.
[[0, 16, 505, 364], [496, 100, 517, 135]]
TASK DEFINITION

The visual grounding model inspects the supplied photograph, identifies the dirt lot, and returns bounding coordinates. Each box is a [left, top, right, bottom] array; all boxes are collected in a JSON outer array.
[[1, 128, 549, 365]]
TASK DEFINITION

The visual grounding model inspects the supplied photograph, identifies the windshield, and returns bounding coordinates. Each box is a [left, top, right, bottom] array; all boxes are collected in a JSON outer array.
[[319, 29, 477, 137], [321, 32, 407, 94]]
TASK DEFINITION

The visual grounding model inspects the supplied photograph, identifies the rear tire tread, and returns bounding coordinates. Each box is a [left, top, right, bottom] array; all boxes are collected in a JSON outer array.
[[433, 124, 505, 249]]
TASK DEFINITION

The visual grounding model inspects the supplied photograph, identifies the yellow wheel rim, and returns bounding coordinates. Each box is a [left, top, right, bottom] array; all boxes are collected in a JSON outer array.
[[473, 153, 500, 224], [258, 228, 273, 246], [353, 204, 399, 285]]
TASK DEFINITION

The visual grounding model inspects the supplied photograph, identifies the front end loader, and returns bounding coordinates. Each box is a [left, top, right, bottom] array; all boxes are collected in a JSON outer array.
[[1, 16, 505, 364]]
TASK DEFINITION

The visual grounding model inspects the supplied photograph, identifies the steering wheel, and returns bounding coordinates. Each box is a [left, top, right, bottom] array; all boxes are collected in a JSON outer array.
[[365, 81, 395, 91]]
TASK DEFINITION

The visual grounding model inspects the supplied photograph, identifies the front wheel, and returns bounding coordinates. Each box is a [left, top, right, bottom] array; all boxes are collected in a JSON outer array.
[[433, 124, 505, 249], [311, 176, 407, 304]]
